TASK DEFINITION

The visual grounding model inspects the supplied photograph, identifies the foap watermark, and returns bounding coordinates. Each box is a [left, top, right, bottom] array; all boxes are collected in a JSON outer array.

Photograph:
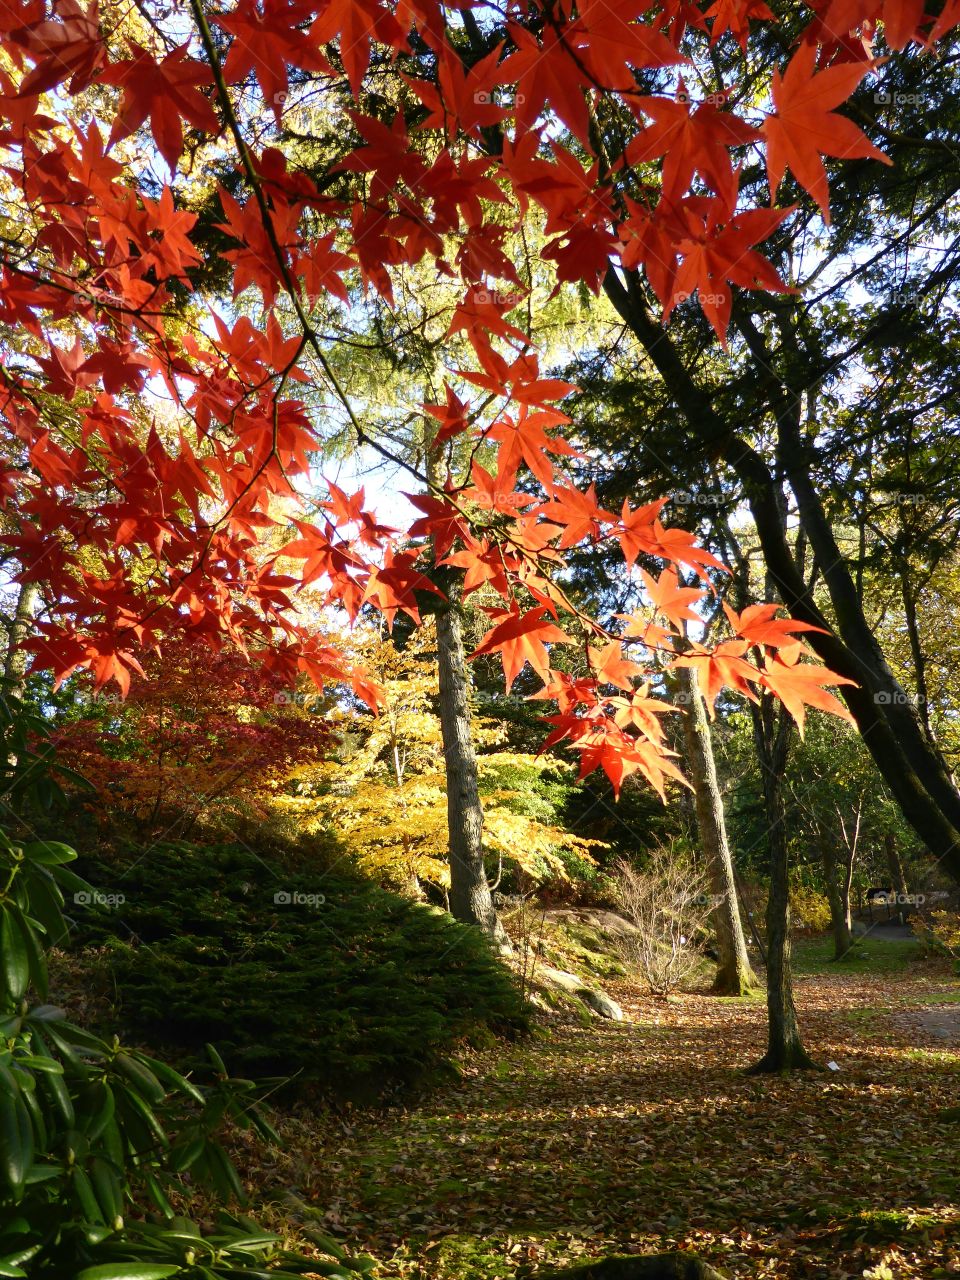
[[274, 689, 324, 711], [869, 890, 926, 907], [887, 285, 931, 311], [672, 491, 726, 507], [471, 489, 532, 511], [472, 287, 526, 308], [473, 90, 526, 105], [676, 90, 728, 107], [74, 889, 125, 908], [273, 890, 326, 907], [874, 90, 928, 106], [673, 290, 727, 308], [884, 491, 925, 507], [874, 690, 926, 706]]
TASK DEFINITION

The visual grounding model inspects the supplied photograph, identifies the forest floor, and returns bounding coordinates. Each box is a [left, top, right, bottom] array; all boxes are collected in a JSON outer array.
[[242, 938, 960, 1280]]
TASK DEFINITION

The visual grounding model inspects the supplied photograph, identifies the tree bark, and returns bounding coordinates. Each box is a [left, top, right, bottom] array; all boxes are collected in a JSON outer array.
[[434, 596, 505, 942], [676, 665, 758, 995], [747, 698, 818, 1072], [3, 581, 38, 697], [884, 831, 910, 923], [423, 414, 504, 945], [601, 269, 960, 886], [821, 842, 854, 960]]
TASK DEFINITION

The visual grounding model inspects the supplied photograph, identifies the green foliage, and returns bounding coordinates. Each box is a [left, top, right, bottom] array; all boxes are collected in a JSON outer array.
[[72, 841, 528, 1099], [0, 829, 361, 1280]]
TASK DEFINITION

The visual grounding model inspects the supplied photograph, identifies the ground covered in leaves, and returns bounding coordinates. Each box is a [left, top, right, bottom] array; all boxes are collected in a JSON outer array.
[[243, 941, 960, 1280]]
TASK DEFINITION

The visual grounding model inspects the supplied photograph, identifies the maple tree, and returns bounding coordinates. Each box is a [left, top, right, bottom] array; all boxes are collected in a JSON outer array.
[[50, 635, 331, 833], [1, 0, 946, 893]]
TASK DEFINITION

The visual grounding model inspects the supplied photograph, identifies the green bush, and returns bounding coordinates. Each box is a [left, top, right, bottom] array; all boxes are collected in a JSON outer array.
[[0, 828, 373, 1280], [72, 841, 528, 1099]]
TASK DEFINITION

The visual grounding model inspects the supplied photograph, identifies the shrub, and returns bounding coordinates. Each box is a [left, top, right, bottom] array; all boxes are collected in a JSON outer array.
[[610, 848, 711, 997], [788, 881, 833, 934], [0, 827, 371, 1280], [72, 841, 528, 1098]]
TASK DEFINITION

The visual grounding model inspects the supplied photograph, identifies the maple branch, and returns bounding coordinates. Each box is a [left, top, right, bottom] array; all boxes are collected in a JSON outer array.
[[187, 0, 430, 496]]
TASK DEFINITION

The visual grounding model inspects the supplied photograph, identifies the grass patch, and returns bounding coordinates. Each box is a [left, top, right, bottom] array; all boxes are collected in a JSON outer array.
[[793, 936, 923, 975], [828, 1208, 949, 1244]]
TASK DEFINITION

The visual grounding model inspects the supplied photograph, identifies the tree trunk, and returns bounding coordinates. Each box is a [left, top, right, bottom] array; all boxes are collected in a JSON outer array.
[[676, 665, 758, 995], [884, 832, 910, 923], [821, 843, 854, 960], [3, 581, 38, 697], [434, 596, 505, 943], [423, 409, 504, 946], [747, 699, 818, 1072], [601, 270, 960, 886]]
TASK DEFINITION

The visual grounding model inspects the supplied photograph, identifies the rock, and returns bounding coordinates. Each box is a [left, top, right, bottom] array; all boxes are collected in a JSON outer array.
[[538, 964, 588, 993], [534, 965, 624, 1020], [578, 986, 624, 1021], [937, 1104, 960, 1123], [544, 908, 640, 938], [536, 1252, 727, 1280]]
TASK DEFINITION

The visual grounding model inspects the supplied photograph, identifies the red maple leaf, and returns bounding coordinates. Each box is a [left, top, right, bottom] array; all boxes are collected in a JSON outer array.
[[704, 0, 775, 48], [406, 42, 508, 136], [625, 89, 760, 204], [663, 195, 795, 343], [215, 0, 330, 120], [763, 43, 890, 219], [101, 42, 219, 171], [470, 604, 575, 691]]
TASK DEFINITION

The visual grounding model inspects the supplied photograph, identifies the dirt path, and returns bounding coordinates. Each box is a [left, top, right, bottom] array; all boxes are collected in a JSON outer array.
[[262, 958, 960, 1280]]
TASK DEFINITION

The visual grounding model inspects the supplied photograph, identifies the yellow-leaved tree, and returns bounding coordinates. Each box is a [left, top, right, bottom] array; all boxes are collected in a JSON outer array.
[[271, 621, 602, 896]]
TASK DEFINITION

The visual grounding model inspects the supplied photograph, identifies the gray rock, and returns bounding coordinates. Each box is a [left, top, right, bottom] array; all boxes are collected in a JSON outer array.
[[538, 964, 588, 993], [544, 908, 640, 938], [535, 965, 624, 1020], [578, 987, 624, 1021]]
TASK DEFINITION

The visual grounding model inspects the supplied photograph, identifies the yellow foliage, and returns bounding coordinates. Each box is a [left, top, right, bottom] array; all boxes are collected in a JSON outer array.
[[270, 627, 602, 893]]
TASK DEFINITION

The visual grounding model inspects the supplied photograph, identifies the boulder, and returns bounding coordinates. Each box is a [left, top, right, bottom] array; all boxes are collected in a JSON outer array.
[[538, 964, 588, 993], [544, 908, 640, 938], [535, 965, 624, 1020], [578, 986, 624, 1021], [536, 1252, 727, 1280]]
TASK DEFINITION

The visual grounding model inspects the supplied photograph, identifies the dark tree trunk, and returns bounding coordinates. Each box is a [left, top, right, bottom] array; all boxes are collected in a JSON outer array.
[[821, 843, 854, 960], [884, 832, 910, 923], [676, 665, 758, 995], [601, 269, 960, 886], [747, 698, 818, 1072]]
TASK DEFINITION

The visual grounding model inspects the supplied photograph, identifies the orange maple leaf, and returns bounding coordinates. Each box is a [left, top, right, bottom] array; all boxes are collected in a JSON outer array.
[[759, 653, 857, 735], [763, 43, 890, 220], [470, 604, 575, 691], [640, 567, 704, 631]]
